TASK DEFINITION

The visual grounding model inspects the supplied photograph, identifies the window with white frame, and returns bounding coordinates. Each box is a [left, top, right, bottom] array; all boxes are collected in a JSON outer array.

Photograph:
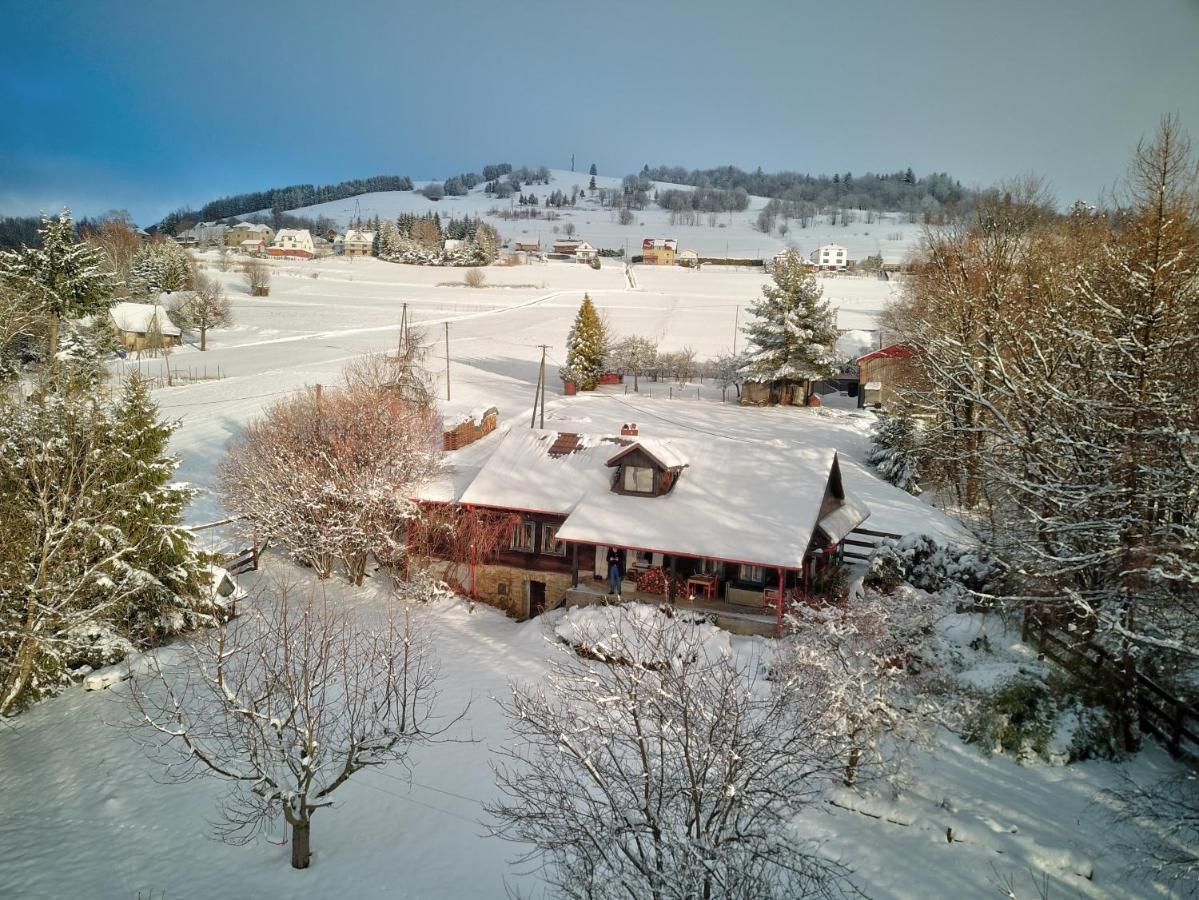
[[737, 563, 765, 584], [541, 524, 566, 557], [510, 521, 537, 552], [623, 465, 655, 493]]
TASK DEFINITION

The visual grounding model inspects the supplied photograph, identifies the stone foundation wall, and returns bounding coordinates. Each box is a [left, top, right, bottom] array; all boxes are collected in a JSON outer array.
[[412, 556, 575, 620]]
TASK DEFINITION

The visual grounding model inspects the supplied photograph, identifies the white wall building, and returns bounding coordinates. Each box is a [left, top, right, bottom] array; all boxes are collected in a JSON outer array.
[[343, 229, 375, 257], [811, 243, 848, 270], [269, 229, 315, 258]]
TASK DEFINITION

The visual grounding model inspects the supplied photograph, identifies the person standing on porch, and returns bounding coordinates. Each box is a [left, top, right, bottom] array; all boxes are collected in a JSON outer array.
[[606, 547, 623, 597]]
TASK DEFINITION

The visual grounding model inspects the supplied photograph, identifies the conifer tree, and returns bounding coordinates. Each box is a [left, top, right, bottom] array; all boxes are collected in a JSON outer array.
[[0, 210, 113, 360], [864, 408, 922, 494], [561, 293, 606, 390], [589, 163, 598, 176], [740, 249, 838, 393], [106, 373, 204, 627]]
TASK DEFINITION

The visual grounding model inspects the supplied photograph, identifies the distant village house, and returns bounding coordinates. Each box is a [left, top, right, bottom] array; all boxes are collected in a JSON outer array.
[[342, 229, 375, 257], [110, 301, 183, 352], [811, 243, 849, 270], [269, 229, 315, 259], [641, 238, 677, 265]]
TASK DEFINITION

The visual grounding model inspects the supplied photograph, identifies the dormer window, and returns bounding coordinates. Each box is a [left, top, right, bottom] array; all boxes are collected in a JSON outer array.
[[623, 465, 655, 493]]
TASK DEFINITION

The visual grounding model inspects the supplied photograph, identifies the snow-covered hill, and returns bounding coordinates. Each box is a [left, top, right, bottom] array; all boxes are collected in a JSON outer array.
[[268, 169, 925, 262]]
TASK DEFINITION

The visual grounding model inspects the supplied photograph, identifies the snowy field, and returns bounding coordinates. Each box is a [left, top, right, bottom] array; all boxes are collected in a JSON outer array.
[[0, 245, 1191, 899], [110, 251, 899, 530], [0, 572, 1185, 900], [269, 168, 926, 263]]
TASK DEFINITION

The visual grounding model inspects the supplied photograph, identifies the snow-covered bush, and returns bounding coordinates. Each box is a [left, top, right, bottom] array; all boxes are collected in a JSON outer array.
[[553, 602, 728, 667], [865, 533, 1002, 600], [864, 408, 922, 494], [964, 671, 1126, 765]]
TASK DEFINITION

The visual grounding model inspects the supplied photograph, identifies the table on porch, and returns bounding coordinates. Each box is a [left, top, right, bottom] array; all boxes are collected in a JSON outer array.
[[685, 573, 719, 601]]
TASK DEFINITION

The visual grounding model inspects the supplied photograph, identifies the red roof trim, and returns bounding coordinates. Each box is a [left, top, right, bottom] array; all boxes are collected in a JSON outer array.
[[857, 343, 914, 363]]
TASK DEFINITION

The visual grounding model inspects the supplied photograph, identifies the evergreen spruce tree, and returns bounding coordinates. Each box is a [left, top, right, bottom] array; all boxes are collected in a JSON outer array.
[[0, 210, 113, 360], [589, 163, 598, 176], [864, 408, 922, 495], [561, 293, 606, 390], [740, 249, 838, 395], [106, 373, 204, 628], [130, 241, 191, 297]]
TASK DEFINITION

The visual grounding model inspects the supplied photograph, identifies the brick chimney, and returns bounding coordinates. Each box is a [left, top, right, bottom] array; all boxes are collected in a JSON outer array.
[[620, 422, 639, 437]]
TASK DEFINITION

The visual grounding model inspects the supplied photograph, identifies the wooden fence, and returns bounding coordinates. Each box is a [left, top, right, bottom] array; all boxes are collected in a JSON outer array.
[[1023, 614, 1199, 759]]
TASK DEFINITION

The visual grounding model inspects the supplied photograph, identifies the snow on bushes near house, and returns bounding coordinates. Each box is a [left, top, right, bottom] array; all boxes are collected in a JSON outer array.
[[552, 602, 730, 666], [864, 407, 922, 495], [864, 532, 1003, 599]]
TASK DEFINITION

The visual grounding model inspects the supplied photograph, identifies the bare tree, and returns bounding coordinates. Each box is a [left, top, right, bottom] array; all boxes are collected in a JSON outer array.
[[1101, 770, 1199, 894], [170, 273, 232, 351], [710, 349, 744, 402], [489, 606, 855, 900], [784, 585, 942, 786], [216, 248, 233, 272], [562, 223, 576, 238], [464, 267, 486, 288], [607, 335, 657, 392], [128, 579, 456, 869], [219, 380, 442, 583], [242, 259, 271, 297]]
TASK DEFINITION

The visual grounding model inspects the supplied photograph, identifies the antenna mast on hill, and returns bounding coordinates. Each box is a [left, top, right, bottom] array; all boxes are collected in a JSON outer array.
[[353, 198, 362, 227]]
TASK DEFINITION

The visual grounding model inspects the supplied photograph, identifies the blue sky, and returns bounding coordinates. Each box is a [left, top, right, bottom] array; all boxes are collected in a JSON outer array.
[[2, 0, 1197, 225]]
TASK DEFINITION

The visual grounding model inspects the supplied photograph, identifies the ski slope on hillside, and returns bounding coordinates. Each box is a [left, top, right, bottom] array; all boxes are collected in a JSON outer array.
[[269, 169, 926, 262]]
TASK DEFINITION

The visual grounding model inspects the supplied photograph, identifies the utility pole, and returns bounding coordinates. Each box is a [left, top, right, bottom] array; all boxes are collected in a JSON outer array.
[[531, 344, 550, 428], [397, 302, 408, 357], [444, 322, 451, 402], [733, 305, 739, 354]]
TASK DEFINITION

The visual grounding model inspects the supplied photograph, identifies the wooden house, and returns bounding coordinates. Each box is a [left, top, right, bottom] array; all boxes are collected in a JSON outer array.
[[512, 240, 540, 253], [552, 239, 581, 255], [110, 301, 183, 352], [857, 343, 916, 409], [411, 423, 869, 634], [574, 241, 598, 264]]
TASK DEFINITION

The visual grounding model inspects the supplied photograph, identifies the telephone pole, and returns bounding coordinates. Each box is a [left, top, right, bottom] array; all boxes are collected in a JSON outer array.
[[733, 305, 740, 354], [397, 302, 408, 357], [444, 322, 451, 402], [531, 344, 550, 428]]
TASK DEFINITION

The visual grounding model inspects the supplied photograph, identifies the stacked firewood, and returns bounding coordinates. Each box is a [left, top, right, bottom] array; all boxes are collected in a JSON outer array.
[[634, 566, 689, 597]]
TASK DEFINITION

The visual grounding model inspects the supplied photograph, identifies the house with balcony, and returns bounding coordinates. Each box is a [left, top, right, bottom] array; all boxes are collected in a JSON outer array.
[[410, 422, 869, 635]]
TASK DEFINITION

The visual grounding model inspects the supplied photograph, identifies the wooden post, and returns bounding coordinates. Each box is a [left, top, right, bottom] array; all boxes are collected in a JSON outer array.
[[776, 567, 785, 635], [444, 322, 451, 402], [668, 556, 676, 603], [571, 543, 579, 588]]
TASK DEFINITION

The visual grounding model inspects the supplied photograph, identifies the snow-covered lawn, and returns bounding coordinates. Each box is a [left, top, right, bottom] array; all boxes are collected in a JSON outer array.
[[0, 567, 1184, 899]]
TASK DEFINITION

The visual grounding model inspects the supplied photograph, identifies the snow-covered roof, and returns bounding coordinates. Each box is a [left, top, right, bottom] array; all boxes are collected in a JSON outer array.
[[231, 222, 269, 233], [815, 243, 847, 252], [606, 439, 688, 471], [240, 239, 264, 247], [574, 241, 596, 252], [458, 429, 616, 514], [275, 229, 311, 241], [344, 229, 375, 244], [558, 440, 847, 569], [816, 490, 870, 544], [109, 302, 181, 337]]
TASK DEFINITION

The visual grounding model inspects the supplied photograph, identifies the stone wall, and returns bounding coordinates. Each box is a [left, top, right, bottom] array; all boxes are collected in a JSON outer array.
[[411, 555, 574, 620]]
